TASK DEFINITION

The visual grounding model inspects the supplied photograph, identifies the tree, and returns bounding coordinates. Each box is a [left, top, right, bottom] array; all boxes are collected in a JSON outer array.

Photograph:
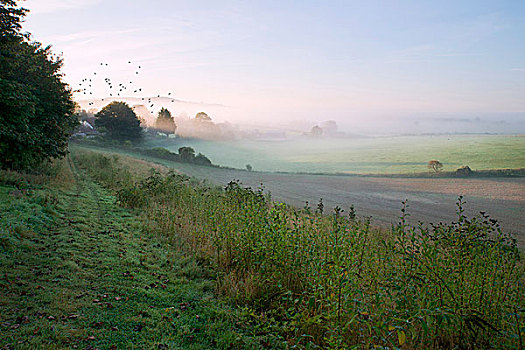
[[195, 111, 211, 121], [428, 160, 443, 172], [178, 146, 195, 161], [154, 107, 176, 134], [310, 125, 323, 137], [95, 102, 142, 142], [246, 164, 253, 171], [0, 0, 78, 169]]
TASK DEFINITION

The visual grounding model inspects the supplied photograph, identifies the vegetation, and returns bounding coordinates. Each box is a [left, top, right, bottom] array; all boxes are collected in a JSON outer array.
[[428, 160, 443, 172], [142, 147, 213, 166], [456, 165, 472, 176], [0, 155, 283, 349], [0, 0, 77, 170], [75, 149, 524, 349], [95, 101, 142, 143], [154, 107, 176, 134], [195, 112, 212, 121]]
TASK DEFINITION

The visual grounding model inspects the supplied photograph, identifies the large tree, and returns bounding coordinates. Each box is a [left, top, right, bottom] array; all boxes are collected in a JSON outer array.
[[154, 107, 176, 134], [0, 0, 78, 169], [95, 102, 142, 142]]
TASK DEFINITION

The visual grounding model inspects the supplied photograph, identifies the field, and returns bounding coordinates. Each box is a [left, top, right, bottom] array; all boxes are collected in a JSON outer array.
[[71, 148, 524, 349], [146, 134, 525, 174], [160, 164, 525, 243], [75, 143, 525, 244]]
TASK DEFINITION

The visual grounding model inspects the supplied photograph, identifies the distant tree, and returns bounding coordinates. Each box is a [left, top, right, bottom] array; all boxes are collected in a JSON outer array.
[[428, 160, 443, 172], [246, 164, 253, 171], [95, 102, 142, 142], [0, 0, 78, 169], [195, 112, 212, 121], [178, 146, 196, 161], [310, 125, 323, 137], [154, 107, 176, 134]]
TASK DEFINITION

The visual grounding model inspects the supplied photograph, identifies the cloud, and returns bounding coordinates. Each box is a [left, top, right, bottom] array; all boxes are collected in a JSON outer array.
[[23, 0, 102, 14]]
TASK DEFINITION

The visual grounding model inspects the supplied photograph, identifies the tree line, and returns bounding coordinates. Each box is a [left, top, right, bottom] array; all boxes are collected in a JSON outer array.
[[1, 0, 78, 170]]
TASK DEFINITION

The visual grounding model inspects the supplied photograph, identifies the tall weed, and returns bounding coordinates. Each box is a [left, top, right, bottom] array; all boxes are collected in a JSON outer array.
[[76, 151, 524, 349]]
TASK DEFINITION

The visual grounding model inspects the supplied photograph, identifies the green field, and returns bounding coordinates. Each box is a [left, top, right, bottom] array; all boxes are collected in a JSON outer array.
[[146, 134, 525, 174]]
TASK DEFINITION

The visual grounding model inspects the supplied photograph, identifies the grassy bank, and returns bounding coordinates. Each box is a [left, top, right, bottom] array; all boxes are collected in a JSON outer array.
[[74, 148, 524, 349], [0, 156, 282, 349]]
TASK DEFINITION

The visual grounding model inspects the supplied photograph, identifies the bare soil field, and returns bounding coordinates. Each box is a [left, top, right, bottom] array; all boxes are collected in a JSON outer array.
[[167, 163, 525, 244]]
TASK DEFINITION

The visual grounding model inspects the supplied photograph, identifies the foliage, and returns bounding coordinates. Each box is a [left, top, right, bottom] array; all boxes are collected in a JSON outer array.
[[154, 107, 176, 134], [428, 159, 443, 172], [246, 164, 253, 171], [178, 146, 195, 161], [95, 101, 142, 143], [456, 165, 472, 176], [195, 152, 212, 166], [77, 151, 525, 349], [310, 125, 323, 136], [142, 147, 213, 166], [195, 111, 211, 121], [0, 0, 78, 170], [0, 0, 26, 36]]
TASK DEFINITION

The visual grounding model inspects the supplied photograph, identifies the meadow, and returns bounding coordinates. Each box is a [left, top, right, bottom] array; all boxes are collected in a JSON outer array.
[[147, 134, 525, 174], [73, 149, 524, 349]]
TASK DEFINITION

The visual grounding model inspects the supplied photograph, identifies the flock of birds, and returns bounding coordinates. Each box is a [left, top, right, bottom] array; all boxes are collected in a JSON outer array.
[[75, 61, 176, 114]]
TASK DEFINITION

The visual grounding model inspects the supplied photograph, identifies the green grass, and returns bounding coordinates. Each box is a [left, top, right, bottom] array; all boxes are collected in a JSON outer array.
[[73, 149, 525, 349], [144, 134, 525, 174], [0, 157, 283, 349]]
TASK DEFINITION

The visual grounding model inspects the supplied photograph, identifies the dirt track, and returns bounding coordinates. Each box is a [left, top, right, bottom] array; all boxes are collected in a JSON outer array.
[[169, 164, 525, 244]]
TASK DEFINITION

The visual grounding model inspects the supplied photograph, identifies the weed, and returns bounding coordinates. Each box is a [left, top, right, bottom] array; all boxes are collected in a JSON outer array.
[[75, 150, 525, 349]]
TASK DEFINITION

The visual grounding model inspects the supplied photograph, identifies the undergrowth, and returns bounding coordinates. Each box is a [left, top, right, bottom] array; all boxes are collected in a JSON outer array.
[[75, 150, 525, 349]]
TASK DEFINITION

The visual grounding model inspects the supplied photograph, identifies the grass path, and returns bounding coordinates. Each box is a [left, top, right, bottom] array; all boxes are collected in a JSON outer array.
[[0, 156, 277, 349]]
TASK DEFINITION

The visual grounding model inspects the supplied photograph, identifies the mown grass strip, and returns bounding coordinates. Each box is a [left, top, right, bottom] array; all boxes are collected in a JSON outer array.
[[0, 158, 282, 349]]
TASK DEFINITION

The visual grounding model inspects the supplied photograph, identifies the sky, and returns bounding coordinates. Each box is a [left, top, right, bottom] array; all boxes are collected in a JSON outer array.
[[21, 0, 525, 134]]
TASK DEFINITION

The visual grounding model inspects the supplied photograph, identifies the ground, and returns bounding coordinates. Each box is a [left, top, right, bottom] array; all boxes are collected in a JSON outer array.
[[72, 144, 525, 244], [0, 155, 281, 349]]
